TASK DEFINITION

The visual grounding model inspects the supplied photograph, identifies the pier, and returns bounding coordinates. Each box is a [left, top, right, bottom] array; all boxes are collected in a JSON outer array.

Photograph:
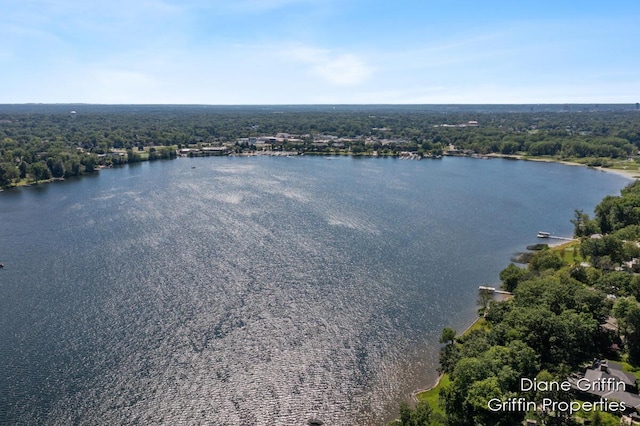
[[537, 231, 577, 242], [548, 236, 577, 241], [478, 286, 512, 295]]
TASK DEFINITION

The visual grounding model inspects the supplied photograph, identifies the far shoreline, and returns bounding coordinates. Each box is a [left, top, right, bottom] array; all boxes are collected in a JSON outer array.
[[484, 153, 640, 180], [2, 152, 638, 193]]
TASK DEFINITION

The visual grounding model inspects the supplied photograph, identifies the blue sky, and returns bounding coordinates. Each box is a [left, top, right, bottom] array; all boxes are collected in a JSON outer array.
[[1, 0, 639, 104]]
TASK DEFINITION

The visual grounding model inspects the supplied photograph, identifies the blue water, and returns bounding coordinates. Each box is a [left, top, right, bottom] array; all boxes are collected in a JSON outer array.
[[0, 156, 630, 425]]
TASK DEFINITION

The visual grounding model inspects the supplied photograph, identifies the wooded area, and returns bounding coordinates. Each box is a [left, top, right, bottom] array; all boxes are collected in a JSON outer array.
[[1, 105, 639, 188]]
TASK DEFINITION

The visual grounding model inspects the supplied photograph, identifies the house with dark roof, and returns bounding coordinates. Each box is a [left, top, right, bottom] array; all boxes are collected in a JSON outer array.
[[570, 359, 640, 413]]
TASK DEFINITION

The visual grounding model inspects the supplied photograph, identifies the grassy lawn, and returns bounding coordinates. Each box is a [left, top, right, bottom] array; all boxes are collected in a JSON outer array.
[[465, 317, 489, 334], [610, 162, 640, 172], [416, 374, 449, 417], [13, 177, 60, 186], [552, 240, 583, 264], [619, 359, 640, 381]]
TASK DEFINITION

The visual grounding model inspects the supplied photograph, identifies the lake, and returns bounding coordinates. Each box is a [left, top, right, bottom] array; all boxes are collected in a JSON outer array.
[[0, 156, 630, 425]]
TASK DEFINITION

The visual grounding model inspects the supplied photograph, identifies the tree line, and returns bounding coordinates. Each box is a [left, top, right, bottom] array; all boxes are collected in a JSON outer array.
[[1, 107, 639, 187]]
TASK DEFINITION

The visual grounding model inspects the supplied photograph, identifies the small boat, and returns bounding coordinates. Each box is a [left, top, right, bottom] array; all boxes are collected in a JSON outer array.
[[0, 263, 4, 268], [537, 231, 551, 238]]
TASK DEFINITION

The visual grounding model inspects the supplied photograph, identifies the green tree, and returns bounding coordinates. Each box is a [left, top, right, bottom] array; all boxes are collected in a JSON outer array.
[[148, 147, 159, 161], [590, 409, 621, 426], [571, 209, 599, 237], [29, 161, 51, 183], [625, 302, 640, 364], [466, 377, 503, 425], [499, 263, 527, 292], [439, 327, 456, 345], [597, 271, 632, 295], [82, 156, 96, 173], [411, 400, 433, 425], [580, 235, 624, 267], [126, 148, 141, 163], [439, 342, 460, 374], [18, 161, 28, 179], [529, 249, 564, 272], [50, 158, 65, 178], [0, 163, 19, 187], [500, 305, 597, 366], [398, 401, 413, 425], [477, 287, 493, 315], [393, 401, 433, 426], [612, 296, 639, 339]]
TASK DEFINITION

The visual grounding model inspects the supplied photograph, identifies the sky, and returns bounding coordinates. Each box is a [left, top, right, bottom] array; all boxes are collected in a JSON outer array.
[[1, 0, 639, 104]]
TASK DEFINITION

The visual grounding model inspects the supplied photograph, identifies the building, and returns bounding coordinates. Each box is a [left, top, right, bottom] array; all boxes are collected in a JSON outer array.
[[571, 360, 640, 413]]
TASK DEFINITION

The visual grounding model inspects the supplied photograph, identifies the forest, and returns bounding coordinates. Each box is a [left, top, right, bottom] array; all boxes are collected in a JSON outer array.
[[0, 104, 639, 188]]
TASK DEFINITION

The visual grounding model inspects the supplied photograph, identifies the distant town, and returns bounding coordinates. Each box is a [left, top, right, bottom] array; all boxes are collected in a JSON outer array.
[[176, 121, 482, 160], [1, 105, 640, 188]]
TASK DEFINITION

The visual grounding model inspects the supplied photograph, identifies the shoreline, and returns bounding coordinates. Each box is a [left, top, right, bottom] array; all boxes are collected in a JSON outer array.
[[408, 156, 637, 410], [485, 153, 640, 180], [526, 158, 640, 180], [3, 153, 638, 192], [410, 315, 484, 402]]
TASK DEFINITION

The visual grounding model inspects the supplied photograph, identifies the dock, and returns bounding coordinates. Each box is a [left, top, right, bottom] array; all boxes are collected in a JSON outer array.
[[548, 236, 577, 241], [537, 231, 577, 242], [478, 286, 512, 295]]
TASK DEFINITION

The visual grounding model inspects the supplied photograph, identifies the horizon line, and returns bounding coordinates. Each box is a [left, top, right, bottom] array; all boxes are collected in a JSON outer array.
[[1, 102, 639, 107]]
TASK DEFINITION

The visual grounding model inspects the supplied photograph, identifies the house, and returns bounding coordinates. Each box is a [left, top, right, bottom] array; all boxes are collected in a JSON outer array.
[[254, 140, 271, 151], [201, 147, 228, 156], [571, 360, 640, 413], [178, 148, 193, 156], [601, 316, 619, 333]]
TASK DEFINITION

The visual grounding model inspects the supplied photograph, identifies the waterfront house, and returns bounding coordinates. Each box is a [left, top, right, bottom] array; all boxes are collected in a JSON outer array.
[[570, 360, 640, 413]]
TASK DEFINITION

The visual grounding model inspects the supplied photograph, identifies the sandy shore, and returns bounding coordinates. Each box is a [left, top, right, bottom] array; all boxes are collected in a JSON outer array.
[[527, 158, 639, 180], [485, 153, 640, 180], [590, 165, 640, 180]]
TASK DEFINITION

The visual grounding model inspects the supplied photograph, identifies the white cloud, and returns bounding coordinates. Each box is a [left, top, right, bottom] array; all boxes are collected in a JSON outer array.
[[186, 0, 328, 14], [284, 45, 373, 86], [227, 0, 317, 12], [314, 53, 371, 85]]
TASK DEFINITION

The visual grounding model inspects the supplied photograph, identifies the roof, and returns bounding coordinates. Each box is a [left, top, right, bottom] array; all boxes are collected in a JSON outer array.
[[604, 390, 640, 408], [601, 316, 619, 332], [573, 360, 640, 406], [607, 361, 637, 386], [584, 361, 636, 387]]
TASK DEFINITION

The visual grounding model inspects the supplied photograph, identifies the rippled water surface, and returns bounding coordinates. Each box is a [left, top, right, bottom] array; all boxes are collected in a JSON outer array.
[[0, 156, 630, 425]]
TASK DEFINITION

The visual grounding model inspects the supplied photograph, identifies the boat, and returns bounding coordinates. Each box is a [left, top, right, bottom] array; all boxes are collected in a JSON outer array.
[[537, 231, 551, 238]]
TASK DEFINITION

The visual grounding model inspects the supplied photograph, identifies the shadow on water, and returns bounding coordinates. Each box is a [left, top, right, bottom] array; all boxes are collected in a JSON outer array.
[[0, 187, 24, 197]]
